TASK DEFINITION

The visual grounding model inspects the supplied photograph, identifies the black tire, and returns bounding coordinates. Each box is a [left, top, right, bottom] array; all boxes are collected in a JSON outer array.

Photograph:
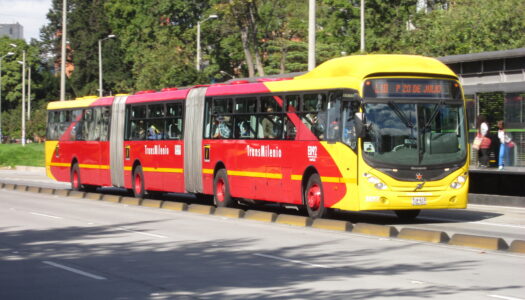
[[83, 184, 98, 192], [395, 209, 421, 220], [213, 169, 234, 207], [132, 165, 145, 198], [303, 173, 328, 219], [70, 163, 81, 191]]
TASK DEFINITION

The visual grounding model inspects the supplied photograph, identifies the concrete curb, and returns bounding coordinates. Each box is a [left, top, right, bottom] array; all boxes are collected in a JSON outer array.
[[27, 186, 41, 193], [161, 201, 188, 211], [449, 234, 509, 251], [85, 193, 102, 201], [243, 210, 277, 223], [275, 214, 312, 227], [5, 183, 525, 254], [68, 191, 85, 198], [509, 240, 525, 254], [141, 199, 163, 208], [120, 197, 141, 206], [187, 204, 215, 215], [311, 219, 353, 231], [352, 223, 398, 238], [40, 188, 55, 195], [15, 185, 27, 192], [214, 207, 245, 218], [398, 228, 450, 244], [102, 194, 121, 203]]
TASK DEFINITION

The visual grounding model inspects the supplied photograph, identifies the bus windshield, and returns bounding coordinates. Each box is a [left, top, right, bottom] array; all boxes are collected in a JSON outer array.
[[362, 102, 467, 167]]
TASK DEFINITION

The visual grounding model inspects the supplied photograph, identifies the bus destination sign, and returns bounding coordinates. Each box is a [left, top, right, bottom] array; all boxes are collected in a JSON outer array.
[[364, 79, 460, 99]]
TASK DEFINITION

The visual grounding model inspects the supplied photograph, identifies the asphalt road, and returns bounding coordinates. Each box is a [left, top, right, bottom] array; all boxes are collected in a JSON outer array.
[[0, 188, 524, 300], [1, 169, 524, 243]]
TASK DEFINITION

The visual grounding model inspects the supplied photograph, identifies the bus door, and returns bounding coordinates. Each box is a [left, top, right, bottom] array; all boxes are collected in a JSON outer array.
[[78, 108, 103, 185]]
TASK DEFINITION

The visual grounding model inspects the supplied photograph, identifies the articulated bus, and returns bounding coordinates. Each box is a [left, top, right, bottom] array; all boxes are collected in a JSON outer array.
[[46, 55, 469, 219]]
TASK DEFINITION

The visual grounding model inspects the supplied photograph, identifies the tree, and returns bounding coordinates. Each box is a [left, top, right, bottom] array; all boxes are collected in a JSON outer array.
[[400, 0, 525, 56]]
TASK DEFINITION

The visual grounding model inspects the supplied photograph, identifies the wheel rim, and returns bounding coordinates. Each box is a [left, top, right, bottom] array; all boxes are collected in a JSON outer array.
[[216, 178, 225, 202], [73, 170, 79, 189], [134, 173, 142, 195], [307, 184, 321, 211]]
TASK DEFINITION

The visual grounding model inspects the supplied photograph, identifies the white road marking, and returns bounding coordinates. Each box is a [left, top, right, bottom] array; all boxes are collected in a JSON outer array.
[[254, 253, 330, 269], [30, 212, 63, 219], [488, 294, 525, 300], [43, 261, 107, 280], [419, 216, 525, 230], [117, 227, 168, 239]]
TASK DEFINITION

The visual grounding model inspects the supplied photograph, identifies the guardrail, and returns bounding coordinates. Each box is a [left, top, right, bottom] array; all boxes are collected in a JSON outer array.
[[2, 182, 524, 254]]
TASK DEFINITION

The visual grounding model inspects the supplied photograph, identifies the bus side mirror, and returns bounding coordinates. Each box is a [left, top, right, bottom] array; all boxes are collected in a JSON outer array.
[[355, 112, 368, 138]]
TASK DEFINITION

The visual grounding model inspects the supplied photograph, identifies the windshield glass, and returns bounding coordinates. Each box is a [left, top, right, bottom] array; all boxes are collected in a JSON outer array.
[[362, 102, 467, 167]]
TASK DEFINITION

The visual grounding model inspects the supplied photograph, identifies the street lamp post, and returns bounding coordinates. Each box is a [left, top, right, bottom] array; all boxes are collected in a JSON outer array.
[[360, 0, 365, 53], [27, 66, 31, 120], [60, 0, 67, 101], [18, 51, 26, 146], [98, 34, 116, 97], [0, 51, 15, 143], [196, 14, 218, 71]]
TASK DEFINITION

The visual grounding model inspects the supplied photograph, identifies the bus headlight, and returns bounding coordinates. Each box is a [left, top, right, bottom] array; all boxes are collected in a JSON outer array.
[[364, 173, 388, 190], [450, 174, 467, 189]]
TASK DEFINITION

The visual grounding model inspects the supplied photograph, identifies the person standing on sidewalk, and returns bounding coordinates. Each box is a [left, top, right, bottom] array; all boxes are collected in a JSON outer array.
[[475, 115, 491, 167], [497, 120, 507, 170]]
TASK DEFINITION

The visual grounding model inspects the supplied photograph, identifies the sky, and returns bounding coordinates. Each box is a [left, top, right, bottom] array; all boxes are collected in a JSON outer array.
[[0, 0, 53, 42]]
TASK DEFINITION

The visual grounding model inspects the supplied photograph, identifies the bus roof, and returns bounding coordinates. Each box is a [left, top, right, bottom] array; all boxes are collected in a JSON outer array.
[[296, 54, 458, 80]]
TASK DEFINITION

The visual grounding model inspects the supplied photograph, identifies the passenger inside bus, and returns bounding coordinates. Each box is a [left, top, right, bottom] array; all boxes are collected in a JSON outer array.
[[213, 116, 232, 138], [261, 106, 276, 138]]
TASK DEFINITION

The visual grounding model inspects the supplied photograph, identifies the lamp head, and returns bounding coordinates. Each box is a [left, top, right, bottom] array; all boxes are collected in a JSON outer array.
[[208, 14, 218, 19]]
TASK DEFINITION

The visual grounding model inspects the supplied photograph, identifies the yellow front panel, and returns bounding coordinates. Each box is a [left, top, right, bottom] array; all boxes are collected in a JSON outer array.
[[45, 141, 59, 180]]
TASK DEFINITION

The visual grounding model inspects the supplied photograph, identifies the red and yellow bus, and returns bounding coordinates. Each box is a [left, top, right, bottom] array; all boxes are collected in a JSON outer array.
[[46, 54, 469, 219]]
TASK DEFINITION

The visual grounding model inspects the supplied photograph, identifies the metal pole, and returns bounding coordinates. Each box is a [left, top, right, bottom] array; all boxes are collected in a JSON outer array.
[[196, 21, 201, 71], [98, 38, 102, 97], [308, 0, 316, 71], [360, 0, 365, 53], [27, 67, 31, 120], [21, 51, 26, 146], [60, 0, 67, 101]]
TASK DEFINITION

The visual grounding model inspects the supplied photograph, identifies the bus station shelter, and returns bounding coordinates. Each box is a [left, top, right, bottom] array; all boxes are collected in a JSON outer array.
[[439, 48, 525, 198]]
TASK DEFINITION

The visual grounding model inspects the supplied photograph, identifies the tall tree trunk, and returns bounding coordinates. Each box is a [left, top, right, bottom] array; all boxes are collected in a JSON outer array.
[[248, 1, 264, 76], [240, 28, 255, 78]]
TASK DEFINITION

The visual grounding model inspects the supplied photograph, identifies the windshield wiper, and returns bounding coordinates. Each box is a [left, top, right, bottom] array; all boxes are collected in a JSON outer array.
[[423, 100, 445, 131], [388, 101, 414, 129]]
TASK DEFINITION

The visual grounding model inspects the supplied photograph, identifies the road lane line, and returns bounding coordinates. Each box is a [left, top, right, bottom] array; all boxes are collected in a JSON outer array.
[[117, 227, 168, 239], [488, 294, 524, 300], [43, 261, 107, 280], [419, 216, 525, 230], [30, 212, 63, 219], [254, 253, 330, 269]]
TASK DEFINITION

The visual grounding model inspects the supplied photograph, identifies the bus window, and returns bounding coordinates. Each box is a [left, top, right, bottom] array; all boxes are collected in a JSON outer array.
[[99, 107, 111, 141], [167, 102, 183, 117], [166, 118, 182, 139], [285, 95, 299, 112], [327, 92, 342, 140], [342, 100, 360, 149], [300, 93, 327, 140], [131, 105, 146, 119], [260, 96, 280, 112], [258, 113, 282, 139], [147, 119, 164, 140], [235, 97, 257, 113], [235, 115, 257, 139], [130, 120, 146, 140], [212, 115, 232, 139], [213, 98, 233, 114], [283, 115, 296, 140], [71, 109, 83, 141], [149, 104, 165, 118]]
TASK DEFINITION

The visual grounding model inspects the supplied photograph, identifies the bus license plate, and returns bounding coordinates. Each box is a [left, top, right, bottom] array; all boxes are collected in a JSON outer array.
[[412, 197, 427, 206]]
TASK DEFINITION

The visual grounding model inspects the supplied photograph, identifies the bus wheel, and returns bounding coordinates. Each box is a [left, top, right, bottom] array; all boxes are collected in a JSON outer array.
[[132, 166, 145, 198], [70, 163, 81, 191], [304, 173, 327, 219], [214, 169, 233, 207], [395, 209, 421, 220]]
